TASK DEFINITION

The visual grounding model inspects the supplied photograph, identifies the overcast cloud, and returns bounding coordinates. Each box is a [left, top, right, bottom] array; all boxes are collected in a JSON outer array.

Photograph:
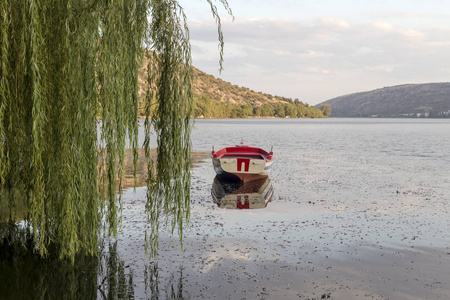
[[181, 1, 450, 105]]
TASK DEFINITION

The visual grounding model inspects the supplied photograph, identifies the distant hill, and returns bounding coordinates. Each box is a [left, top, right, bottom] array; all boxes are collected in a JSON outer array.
[[138, 58, 294, 106], [139, 63, 292, 106], [317, 83, 450, 118], [191, 67, 293, 106], [138, 57, 326, 118], [189, 66, 325, 118]]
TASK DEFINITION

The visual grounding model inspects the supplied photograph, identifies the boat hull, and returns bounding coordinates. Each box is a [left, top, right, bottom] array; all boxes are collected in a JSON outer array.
[[212, 155, 273, 182], [211, 142, 273, 182], [211, 175, 274, 209]]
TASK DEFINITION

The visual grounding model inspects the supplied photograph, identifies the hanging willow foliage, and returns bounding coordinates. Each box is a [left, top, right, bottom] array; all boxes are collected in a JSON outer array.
[[0, 0, 232, 262]]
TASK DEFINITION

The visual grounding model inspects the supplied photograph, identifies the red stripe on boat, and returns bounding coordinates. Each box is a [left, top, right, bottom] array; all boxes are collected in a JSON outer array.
[[237, 158, 250, 172], [237, 195, 250, 209]]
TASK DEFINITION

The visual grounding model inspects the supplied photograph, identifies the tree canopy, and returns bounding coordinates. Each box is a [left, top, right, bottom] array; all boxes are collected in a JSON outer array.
[[0, 0, 231, 261], [319, 104, 332, 117], [192, 95, 327, 119]]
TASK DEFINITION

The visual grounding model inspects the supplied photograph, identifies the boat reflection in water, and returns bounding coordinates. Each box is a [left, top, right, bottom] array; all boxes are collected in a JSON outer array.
[[211, 175, 273, 209]]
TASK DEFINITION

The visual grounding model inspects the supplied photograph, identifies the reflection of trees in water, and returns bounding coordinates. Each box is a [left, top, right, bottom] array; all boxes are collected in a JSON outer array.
[[0, 222, 189, 299], [145, 263, 189, 300], [98, 242, 134, 300], [0, 222, 133, 300], [0, 222, 98, 299]]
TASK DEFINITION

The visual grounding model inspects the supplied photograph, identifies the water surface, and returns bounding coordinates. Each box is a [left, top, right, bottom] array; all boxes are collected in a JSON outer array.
[[2, 118, 450, 299]]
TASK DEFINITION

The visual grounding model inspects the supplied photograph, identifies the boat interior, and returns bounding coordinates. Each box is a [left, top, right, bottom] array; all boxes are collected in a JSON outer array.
[[214, 146, 269, 160]]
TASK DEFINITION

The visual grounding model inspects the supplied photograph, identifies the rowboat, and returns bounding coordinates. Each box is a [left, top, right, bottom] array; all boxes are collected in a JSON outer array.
[[211, 141, 273, 182], [211, 175, 273, 209]]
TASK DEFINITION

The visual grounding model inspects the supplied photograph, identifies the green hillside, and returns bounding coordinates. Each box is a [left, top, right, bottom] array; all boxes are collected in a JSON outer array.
[[138, 61, 326, 118]]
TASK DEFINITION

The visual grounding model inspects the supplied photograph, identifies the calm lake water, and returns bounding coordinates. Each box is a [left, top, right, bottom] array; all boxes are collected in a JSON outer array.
[[2, 118, 450, 299]]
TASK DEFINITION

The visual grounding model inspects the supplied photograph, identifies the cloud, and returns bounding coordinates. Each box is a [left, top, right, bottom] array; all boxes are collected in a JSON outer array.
[[273, 49, 333, 59], [372, 10, 450, 21], [188, 16, 450, 105], [372, 22, 394, 31], [399, 29, 426, 40], [304, 67, 331, 75], [318, 17, 351, 29], [364, 65, 394, 73]]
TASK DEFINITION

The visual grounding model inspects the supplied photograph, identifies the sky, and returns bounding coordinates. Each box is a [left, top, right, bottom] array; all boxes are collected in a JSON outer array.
[[179, 0, 450, 105]]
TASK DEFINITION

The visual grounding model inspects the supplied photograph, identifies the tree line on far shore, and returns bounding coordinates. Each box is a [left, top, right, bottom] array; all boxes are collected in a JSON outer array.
[[191, 95, 331, 118]]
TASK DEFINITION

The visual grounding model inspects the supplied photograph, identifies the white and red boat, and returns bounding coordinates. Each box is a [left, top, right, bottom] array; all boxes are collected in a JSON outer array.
[[211, 141, 273, 182]]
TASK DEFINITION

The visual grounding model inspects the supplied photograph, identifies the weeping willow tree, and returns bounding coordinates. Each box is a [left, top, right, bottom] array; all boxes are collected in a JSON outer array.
[[0, 0, 232, 261]]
